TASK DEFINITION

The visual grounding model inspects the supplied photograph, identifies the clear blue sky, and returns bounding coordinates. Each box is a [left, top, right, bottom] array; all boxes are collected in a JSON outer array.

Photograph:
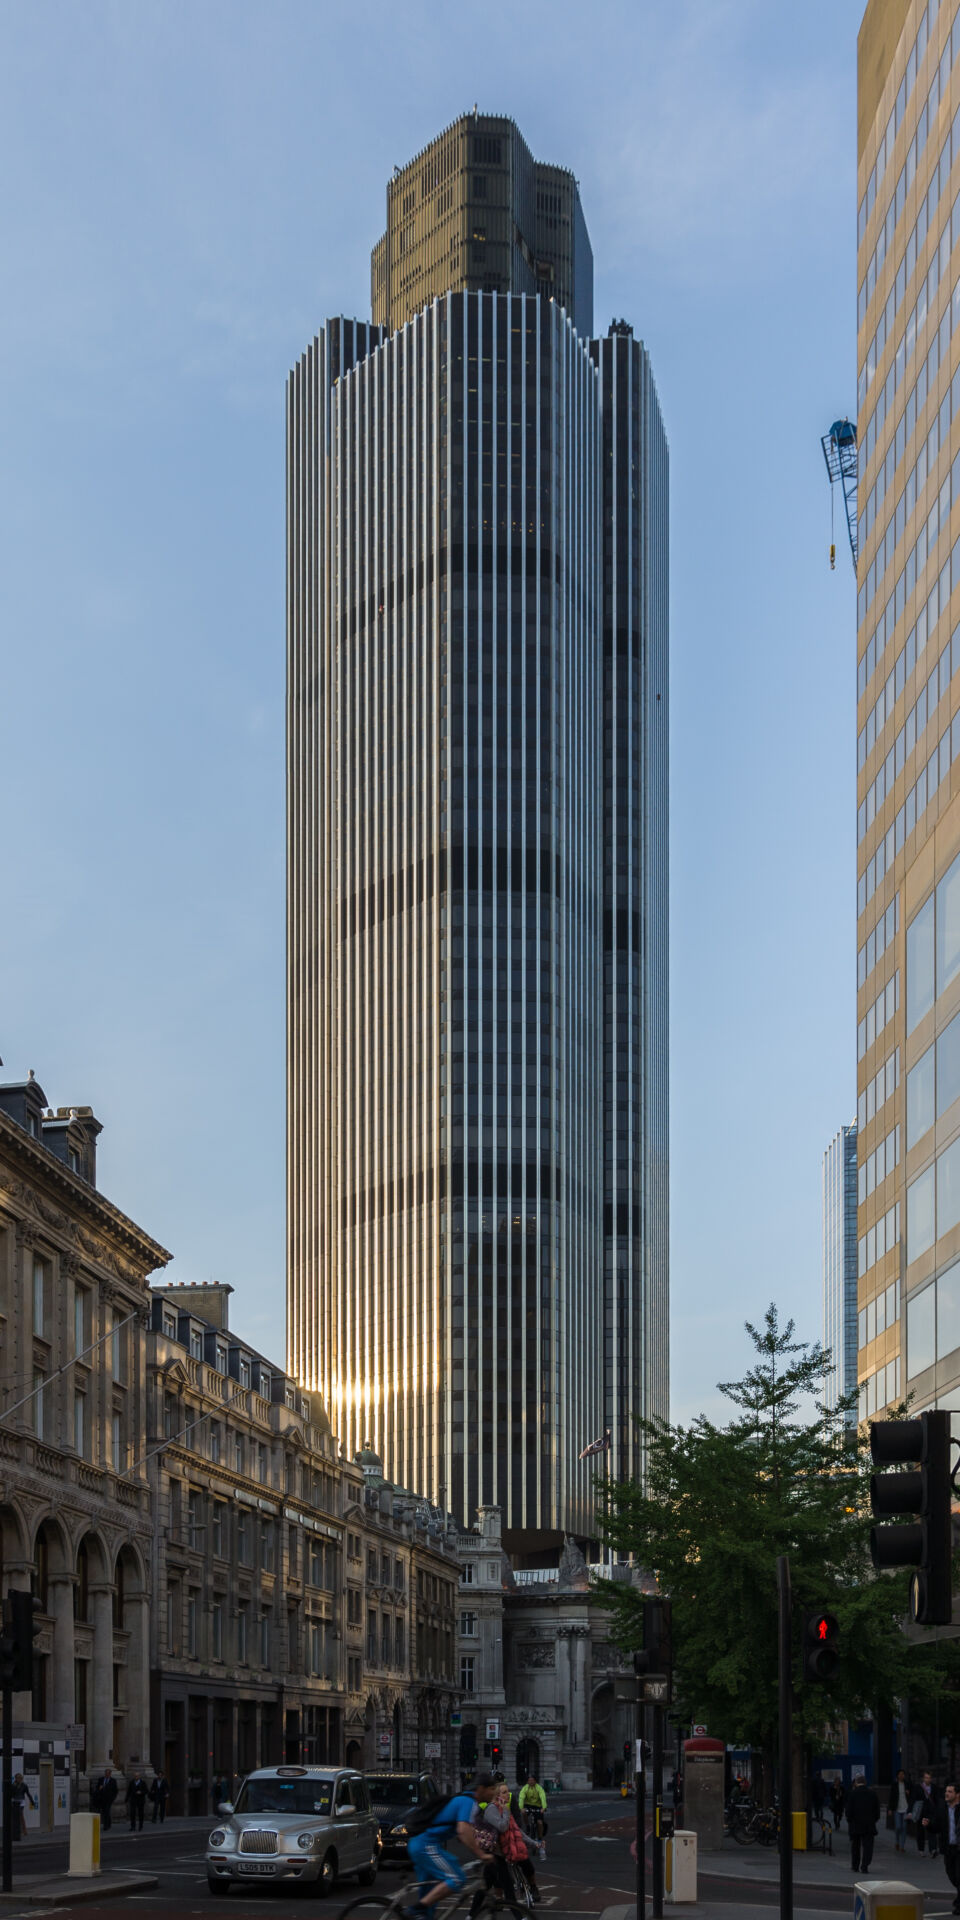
[[0, 0, 862, 1425]]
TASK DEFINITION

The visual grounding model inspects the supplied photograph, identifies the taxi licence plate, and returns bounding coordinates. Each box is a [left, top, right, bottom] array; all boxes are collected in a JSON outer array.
[[239, 1863, 277, 1875]]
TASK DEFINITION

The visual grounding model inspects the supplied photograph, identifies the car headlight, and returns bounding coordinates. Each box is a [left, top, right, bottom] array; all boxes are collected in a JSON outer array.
[[390, 1824, 408, 1838], [296, 1833, 316, 1850], [209, 1830, 227, 1848]]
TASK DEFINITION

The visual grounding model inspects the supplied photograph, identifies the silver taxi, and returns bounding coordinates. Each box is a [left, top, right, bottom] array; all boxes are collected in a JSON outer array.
[[206, 1765, 380, 1896]]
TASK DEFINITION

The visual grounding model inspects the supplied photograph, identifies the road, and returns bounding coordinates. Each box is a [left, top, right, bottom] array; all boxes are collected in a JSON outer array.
[[0, 1795, 946, 1918]]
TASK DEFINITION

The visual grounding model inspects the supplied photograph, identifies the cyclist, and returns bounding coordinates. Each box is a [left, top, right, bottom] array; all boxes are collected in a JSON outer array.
[[403, 1773, 494, 1920], [518, 1776, 547, 1843]]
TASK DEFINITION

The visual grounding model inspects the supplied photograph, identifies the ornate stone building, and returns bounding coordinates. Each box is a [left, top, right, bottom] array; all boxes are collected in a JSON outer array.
[[0, 1072, 170, 1823], [148, 1290, 460, 1806]]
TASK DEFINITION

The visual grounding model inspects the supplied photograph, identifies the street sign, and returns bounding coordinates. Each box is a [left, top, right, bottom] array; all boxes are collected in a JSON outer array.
[[378, 1733, 392, 1757], [450, 1710, 462, 1728], [423, 1741, 441, 1760], [643, 1676, 669, 1704], [691, 1724, 707, 1737], [484, 1717, 500, 1740], [65, 1723, 85, 1750]]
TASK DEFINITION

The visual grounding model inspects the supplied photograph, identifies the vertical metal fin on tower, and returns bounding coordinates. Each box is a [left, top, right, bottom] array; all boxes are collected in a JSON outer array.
[[821, 419, 858, 575]]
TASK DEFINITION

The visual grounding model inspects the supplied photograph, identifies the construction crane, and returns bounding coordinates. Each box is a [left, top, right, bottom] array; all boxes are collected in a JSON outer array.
[[821, 418, 858, 574]]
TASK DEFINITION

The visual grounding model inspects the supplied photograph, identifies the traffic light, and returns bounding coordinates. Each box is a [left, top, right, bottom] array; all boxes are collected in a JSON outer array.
[[644, 1596, 673, 1683], [491, 1743, 502, 1768], [870, 1411, 954, 1627], [802, 1610, 840, 1682], [633, 1648, 651, 1678], [0, 1591, 38, 1693], [623, 1741, 631, 1762]]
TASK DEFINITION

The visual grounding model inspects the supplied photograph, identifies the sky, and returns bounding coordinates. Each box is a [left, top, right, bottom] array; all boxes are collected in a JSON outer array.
[[1, 0, 863, 1428]]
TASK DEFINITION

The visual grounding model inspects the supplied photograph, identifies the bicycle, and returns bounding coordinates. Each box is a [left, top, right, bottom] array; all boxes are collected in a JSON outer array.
[[337, 1856, 532, 1920], [520, 1807, 546, 1847]]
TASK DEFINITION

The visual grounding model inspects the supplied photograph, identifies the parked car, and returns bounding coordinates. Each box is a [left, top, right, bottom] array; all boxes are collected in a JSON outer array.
[[363, 1771, 439, 1863], [206, 1765, 380, 1896]]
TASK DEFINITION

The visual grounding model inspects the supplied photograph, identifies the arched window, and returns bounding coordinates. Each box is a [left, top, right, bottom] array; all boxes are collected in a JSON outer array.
[[74, 1541, 89, 1623]]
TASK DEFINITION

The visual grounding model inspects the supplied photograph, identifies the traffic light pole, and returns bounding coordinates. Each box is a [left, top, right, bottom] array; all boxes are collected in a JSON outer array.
[[635, 1699, 646, 1920], [3, 1676, 12, 1893], [651, 1701, 664, 1919], [777, 1554, 792, 1920]]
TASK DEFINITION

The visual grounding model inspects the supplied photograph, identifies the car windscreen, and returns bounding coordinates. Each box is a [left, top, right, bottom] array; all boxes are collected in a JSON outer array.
[[364, 1778, 419, 1806], [234, 1780, 332, 1816]]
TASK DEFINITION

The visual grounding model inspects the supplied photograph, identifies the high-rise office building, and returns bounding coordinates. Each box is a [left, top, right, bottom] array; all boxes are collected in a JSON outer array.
[[856, 2, 960, 1432], [822, 1124, 859, 1419], [287, 114, 668, 1553]]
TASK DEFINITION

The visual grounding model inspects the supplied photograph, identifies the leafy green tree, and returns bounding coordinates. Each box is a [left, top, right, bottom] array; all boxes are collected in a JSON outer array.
[[597, 1306, 935, 1779]]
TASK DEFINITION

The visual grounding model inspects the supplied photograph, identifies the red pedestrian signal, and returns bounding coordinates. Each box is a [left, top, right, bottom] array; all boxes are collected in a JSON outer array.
[[802, 1610, 839, 1683]]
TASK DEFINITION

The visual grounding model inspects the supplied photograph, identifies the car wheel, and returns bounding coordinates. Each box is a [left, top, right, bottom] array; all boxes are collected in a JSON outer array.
[[357, 1858, 378, 1886], [316, 1850, 337, 1896], [207, 1877, 229, 1897]]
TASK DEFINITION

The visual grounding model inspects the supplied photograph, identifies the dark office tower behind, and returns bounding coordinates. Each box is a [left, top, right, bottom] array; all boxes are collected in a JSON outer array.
[[372, 113, 593, 338], [287, 117, 668, 1555]]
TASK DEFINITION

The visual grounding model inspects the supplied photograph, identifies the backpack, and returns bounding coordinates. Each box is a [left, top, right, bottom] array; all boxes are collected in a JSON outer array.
[[405, 1792, 455, 1837]]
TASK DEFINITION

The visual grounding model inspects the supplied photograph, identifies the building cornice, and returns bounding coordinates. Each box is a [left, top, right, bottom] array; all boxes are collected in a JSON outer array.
[[0, 1111, 171, 1274]]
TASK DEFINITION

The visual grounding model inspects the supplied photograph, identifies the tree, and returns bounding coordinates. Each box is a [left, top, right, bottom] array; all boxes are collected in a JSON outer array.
[[597, 1306, 937, 1780]]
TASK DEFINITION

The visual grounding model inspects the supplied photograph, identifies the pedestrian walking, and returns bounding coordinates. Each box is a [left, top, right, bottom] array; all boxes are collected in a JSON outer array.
[[933, 1780, 960, 1913], [831, 1776, 846, 1831], [97, 1768, 118, 1831], [888, 1769, 913, 1853], [916, 1770, 940, 1855], [150, 1772, 169, 1823], [10, 1774, 35, 1840], [846, 1777, 881, 1875], [125, 1773, 148, 1832]]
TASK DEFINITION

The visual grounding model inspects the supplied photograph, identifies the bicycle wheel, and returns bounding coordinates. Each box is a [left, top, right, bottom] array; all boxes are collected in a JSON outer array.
[[731, 1815, 756, 1845]]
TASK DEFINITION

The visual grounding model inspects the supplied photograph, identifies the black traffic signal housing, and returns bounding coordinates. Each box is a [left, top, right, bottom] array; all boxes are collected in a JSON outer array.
[[802, 1610, 840, 1683], [623, 1741, 631, 1762], [0, 1591, 39, 1693], [870, 1411, 954, 1627], [491, 1743, 502, 1768]]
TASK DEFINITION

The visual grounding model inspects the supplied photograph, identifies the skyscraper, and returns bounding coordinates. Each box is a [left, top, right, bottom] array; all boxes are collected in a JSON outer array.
[[287, 114, 668, 1554], [822, 1124, 859, 1419], [856, 2, 960, 1432]]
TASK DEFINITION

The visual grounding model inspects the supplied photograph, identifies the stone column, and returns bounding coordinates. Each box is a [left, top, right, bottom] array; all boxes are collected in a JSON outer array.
[[88, 1584, 115, 1768], [48, 1575, 76, 1726], [124, 1594, 150, 1770]]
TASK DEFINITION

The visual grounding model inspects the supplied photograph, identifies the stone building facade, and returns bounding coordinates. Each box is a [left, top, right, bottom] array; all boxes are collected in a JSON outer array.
[[0, 1073, 170, 1822], [147, 1286, 460, 1807]]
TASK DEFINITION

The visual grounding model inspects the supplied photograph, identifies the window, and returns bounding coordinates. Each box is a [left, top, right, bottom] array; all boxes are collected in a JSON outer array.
[[940, 1012, 960, 1118], [381, 1617, 391, 1665], [112, 1413, 123, 1474], [309, 1619, 322, 1675], [237, 1602, 248, 1663], [285, 1386, 296, 1410], [939, 1259, 960, 1361], [260, 1609, 271, 1667], [938, 852, 960, 1000], [939, 1135, 960, 1241], [261, 1522, 275, 1573], [237, 1512, 250, 1565], [211, 1600, 223, 1661], [907, 1282, 936, 1378], [367, 1610, 377, 1662], [215, 1342, 227, 1373], [74, 1288, 86, 1355], [460, 1563, 475, 1585], [32, 1259, 45, 1338], [907, 1046, 935, 1146], [395, 1617, 405, 1666], [907, 1164, 936, 1261], [260, 1369, 271, 1400], [190, 1329, 203, 1361], [111, 1314, 123, 1382], [288, 1525, 299, 1577], [309, 1542, 322, 1586], [209, 1423, 221, 1465], [239, 1358, 251, 1389], [188, 1490, 203, 1551], [460, 1655, 476, 1693], [163, 1311, 177, 1339], [460, 1610, 478, 1637], [187, 1590, 199, 1659], [234, 1432, 244, 1474], [163, 1394, 177, 1439], [907, 894, 935, 1031], [73, 1391, 85, 1459], [166, 1583, 180, 1655], [33, 1369, 46, 1440], [212, 1503, 226, 1558]]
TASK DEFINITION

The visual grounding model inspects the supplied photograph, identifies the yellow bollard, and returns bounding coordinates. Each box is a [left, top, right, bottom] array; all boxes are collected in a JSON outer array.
[[792, 1810, 807, 1851]]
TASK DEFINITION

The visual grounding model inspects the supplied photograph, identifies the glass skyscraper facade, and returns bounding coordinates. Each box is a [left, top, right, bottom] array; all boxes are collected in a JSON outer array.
[[857, 1, 960, 1432], [287, 116, 668, 1553], [822, 1124, 859, 1419]]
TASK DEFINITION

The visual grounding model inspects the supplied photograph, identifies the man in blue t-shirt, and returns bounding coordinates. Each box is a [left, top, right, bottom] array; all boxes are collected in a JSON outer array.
[[404, 1772, 493, 1919]]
